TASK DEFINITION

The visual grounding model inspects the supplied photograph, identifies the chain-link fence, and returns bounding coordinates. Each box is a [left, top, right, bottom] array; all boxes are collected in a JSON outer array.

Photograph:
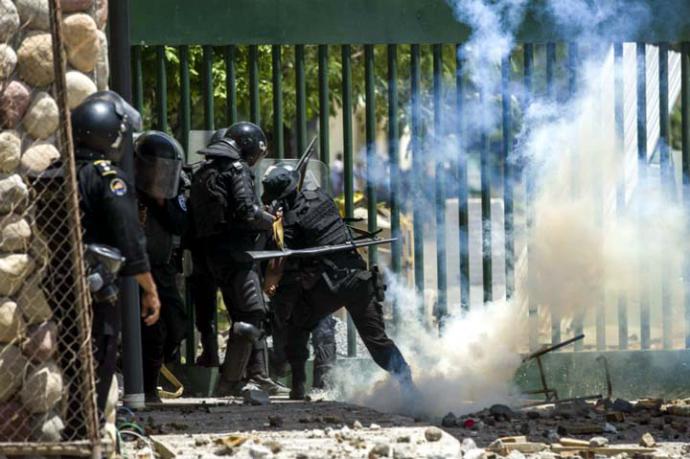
[[0, 0, 101, 456]]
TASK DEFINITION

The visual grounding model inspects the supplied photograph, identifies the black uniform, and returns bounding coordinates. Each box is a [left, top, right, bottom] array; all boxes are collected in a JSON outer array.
[[139, 191, 188, 395], [189, 147, 274, 391], [270, 185, 410, 396], [78, 159, 151, 410]]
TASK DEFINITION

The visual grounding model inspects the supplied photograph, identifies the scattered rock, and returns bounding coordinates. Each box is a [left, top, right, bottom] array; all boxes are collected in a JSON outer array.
[[464, 449, 486, 459], [194, 436, 210, 446], [369, 423, 381, 430], [268, 415, 283, 427], [0, 299, 25, 342], [351, 420, 363, 429], [589, 436, 609, 447], [242, 388, 269, 406], [0, 45, 17, 80], [0, 80, 31, 129], [323, 415, 341, 424], [32, 410, 64, 441], [17, 33, 54, 86], [245, 443, 271, 459], [368, 443, 390, 458], [0, 214, 32, 252], [20, 142, 60, 175], [0, 174, 29, 214], [506, 451, 526, 459], [603, 422, 618, 434], [63, 13, 100, 72], [639, 432, 656, 447], [264, 440, 281, 454], [424, 426, 443, 442], [441, 412, 457, 427], [0, 253, 34, 296], [0, 130, 21, 173], [21, 361, 64, 413], [66, 70, 97, 109], [635, 398, 662, 412], [0, 345, 27, 402], [612, 398, 634, 413], [490, 404, 515, 421], [487, 438, 505, 452], [461, 438, 477, 451], [60, 0, 94, 13], [396, 435, 410, 443], [23, 92, 59, 140], [0, 0, 20, 42], [666, 405, 690, 417], [16, 0, 50, 30], [605, 412, 625, 423]]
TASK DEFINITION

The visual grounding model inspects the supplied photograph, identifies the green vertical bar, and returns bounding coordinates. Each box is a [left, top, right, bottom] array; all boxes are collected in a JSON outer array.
[[433, 44, 447, 324], [249, 44, 260, 125], [388, 44, 402, 324], [132, 45, 143, 115], [179, 45, 191, 157], [225, 45, 238, 125], [659, 42, 672, 350], [272, 45, 284, 159], [318, 45, 330, 169], [295, 44, 307, 155], [411, 44, 425, 312], [637, 42, 650, 350], [202, 45, 214, 131], [365, 44, 378, 266], [614, 43, 628, 350], [155, 45, 168, 132], [342, 44, 356, 357], [682, 42, 690, 349], [502, 55, 514, 300], [479, 88, 492, 305], [456, 46, 470, 312], [524, 43, 538, 351]]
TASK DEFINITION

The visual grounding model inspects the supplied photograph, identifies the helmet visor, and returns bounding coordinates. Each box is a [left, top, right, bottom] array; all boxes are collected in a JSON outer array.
[[134, 154, 182, 199]]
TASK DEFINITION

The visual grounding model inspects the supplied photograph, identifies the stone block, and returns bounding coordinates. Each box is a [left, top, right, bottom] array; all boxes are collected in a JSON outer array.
[[0, 174, 29, 214], [95, 30, 109, 90], [0, 214, 32, 252], [0, 0, 20, 42], [20, 360, 64, 413], [0, 130, 21, 173], [18, 274, 52, 325], [17, 33, 54, 87], [60, 0, 94, 13], [0, 345, 27, 402], [0, 298, 25, 343], [20, 141, 60, 175], [23, 320, 57, 362], [0, 44, 17, 80], [0, 253, 34, 296], [23, 92, 59, 140], [0, 80, 31, 129], [63, 13, 100, 73], [66, 70, 97, 109], [95, 0, 108, 29], [32, 410, 65, 441], [16, 0, 50, 30]]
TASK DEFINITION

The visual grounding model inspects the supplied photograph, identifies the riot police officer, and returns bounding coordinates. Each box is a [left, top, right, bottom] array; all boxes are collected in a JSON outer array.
[[188, 122, 285, 396], [188, 128, 226, 368], [71, 95, 161, 413], [261, 165, 412, 400], [134, 130, 188, 403]]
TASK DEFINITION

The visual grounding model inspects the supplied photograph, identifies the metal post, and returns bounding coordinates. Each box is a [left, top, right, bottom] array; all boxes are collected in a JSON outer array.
[[272, 45, 284, 158], [295, 44, 307, 155], [502, 55, 514, 300], [659, 42, 672, 350], [479, 87, 492, 305], [109, 0, 144, 409], [365, 45, 378, 266], [249, 44, 260, 125], [433, 44, 447, 326], [614, 43, 628, 350], [682, 42, 690, 349], [202, 45, 214, 131], [226, 45, 238, 125], [456, 46, 470, 313], [318, 45, 330, 169], [388, 44, 401, 324], [637, 42, 650, 350], [411, 44, 425, 316], [342, 45, 356, 356], [179, 45, 191, 155], [155, 46, 168, 132], [132, 46, 143, 115]]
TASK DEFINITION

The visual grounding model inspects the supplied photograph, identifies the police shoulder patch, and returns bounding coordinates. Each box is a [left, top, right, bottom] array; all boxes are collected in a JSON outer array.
[[232, 161, 243, 171], [94, 160, 116, 177], [109, 177, 128, 196]]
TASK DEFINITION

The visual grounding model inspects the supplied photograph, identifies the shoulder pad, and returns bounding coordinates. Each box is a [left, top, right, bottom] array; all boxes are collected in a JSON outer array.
[[231, 161, 243, 172], [93, 160, 117, 177]]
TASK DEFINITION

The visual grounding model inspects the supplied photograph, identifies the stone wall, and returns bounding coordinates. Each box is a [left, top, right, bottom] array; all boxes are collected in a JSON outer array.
[[0, 0, 107, 444]]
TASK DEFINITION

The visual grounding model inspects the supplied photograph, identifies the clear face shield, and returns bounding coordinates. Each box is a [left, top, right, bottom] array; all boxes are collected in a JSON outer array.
[[134, 136, 184, 200]]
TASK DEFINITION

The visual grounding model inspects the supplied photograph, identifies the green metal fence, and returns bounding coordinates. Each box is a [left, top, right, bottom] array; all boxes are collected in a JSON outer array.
[[129, 1, 690, 356]]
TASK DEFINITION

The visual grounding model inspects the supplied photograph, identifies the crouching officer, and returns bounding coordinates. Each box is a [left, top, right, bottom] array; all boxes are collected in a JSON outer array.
[[71, 94, 161, 413], [134, 131, 189, 403], [188, 122, 286, 396], [261, 166, 412, 400]]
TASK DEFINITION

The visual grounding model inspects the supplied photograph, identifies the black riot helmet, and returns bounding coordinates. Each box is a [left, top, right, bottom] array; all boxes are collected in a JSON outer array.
[[71, 98, 129, 162], [208, 128, 228, 146], [224, 122, 268, 166], [134, 131, 184, 199], [85, 90, 143, 132], [261, 164, 299, 205]]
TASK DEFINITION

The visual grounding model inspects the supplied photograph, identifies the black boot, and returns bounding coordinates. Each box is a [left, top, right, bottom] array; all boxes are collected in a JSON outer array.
[[196, 333, 220, 367], [289, 361, 307, 400]]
